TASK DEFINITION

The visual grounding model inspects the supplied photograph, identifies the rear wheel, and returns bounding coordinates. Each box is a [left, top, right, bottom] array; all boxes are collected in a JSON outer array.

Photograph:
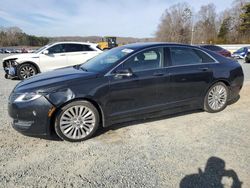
[[55, 101, 100, 142], [17, 63, 37, 80], [204, 82, 229, 113]]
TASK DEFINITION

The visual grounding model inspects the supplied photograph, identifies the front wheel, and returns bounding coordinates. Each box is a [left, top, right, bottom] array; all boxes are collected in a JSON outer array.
[[204, 82, 229, 113], [17, 63, 38, 80], [55, 101, 100, 142]]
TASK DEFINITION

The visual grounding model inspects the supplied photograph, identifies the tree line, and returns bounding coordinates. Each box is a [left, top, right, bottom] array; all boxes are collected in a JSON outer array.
[[156, 0, 250, 44], [1, 0, 249, 46], [0, 26, 49, 47]]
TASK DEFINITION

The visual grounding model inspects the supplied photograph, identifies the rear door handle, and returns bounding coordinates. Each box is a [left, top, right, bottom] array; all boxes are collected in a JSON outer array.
[[60, 54, 66, 56]]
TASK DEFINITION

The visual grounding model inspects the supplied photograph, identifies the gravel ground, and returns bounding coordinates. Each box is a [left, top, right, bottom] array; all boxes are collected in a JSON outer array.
[[0, 54, 250, 187]]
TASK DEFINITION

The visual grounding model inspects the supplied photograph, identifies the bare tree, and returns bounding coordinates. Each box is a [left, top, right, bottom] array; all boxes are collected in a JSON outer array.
[[156, 3, 192, 43], [193, 3, 217, 44]]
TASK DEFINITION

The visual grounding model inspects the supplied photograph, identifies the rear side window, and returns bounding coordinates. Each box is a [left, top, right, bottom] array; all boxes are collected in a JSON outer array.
[[193, 49, 215, 63], [65, 44, 94, 52], [170, 47, 215, 66]]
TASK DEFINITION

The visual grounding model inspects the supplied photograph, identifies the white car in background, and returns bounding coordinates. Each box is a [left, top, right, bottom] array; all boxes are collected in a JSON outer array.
[[2, 42, 102, 79]]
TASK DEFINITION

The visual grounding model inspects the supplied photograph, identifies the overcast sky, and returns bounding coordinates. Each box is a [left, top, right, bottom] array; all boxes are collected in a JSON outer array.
[[0, 0, 234, 38]]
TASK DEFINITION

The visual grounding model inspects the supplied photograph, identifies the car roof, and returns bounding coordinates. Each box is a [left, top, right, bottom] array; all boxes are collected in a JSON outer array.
[[52, 41, 98, 46], [199, 44, 219, 47], [120, 42, 199, 50]]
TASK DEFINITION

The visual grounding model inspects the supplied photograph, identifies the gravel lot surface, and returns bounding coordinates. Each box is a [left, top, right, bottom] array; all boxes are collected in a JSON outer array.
[[0, 54, 250, 187]]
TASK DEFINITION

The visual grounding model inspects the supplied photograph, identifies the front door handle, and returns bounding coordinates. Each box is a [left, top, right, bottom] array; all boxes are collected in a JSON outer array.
[[60, 54, 66, 56]]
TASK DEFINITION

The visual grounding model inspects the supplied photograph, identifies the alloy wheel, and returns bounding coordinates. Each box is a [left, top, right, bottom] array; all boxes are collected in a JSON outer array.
[[19, 65, 36, 79], [59, 105, 96, 140], [207, 85, 227, 111]]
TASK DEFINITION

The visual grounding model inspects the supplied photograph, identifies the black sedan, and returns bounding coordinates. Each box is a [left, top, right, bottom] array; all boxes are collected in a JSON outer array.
[[8, 43, 244, 142]]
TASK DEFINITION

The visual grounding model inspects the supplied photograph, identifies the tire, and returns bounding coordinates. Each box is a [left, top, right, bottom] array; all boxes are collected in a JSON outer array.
[[55, 101, 100, 142], [17, 63, 38, 80], [204, 82, 229, 113]]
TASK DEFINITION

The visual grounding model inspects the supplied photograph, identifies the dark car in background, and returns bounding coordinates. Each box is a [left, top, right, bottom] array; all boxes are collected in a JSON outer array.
[[200, 45, 231, 58], [232, 46, 250, 59], [8, 43, 244, 142], [246, 52, 250, 63]]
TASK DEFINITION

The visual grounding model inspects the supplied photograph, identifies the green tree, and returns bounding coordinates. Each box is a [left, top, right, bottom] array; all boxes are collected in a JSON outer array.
[[218, 17, 231, 43], [239, 3, 250, 41]]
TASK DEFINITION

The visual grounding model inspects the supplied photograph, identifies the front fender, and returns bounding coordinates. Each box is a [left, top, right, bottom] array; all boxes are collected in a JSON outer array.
[[45, 88, 76, 107]]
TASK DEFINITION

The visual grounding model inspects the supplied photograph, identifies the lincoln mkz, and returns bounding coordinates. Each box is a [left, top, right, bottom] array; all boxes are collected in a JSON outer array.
[[8, 43, 244, 142]]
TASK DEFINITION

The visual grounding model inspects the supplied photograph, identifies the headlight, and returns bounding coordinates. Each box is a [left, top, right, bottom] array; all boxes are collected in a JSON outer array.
[[14, 92, 42, 103]]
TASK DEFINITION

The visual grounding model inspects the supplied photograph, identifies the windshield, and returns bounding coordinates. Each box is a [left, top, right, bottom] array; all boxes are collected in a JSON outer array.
[[34, 43, 53, 53], [80, 47, 134, 72]]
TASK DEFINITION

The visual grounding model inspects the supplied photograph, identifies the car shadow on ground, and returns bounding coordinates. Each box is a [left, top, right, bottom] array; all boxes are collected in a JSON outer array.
[[179, 156, 242, 188], [228, 95, 240, 105], [93, 109, 203, 138]]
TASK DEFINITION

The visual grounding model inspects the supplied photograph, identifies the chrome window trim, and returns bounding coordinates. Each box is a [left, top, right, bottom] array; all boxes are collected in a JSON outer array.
[[105, 45, 219, 76], [168, 46, 219, 67], [105, 46, 164, 76]]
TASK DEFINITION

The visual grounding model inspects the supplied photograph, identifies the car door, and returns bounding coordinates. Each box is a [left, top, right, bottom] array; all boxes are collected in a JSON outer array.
[[39, 44, 67, 72], [166, 46, 215, 106], [106, 47, 165, 120], [65, 43, 100, 65]]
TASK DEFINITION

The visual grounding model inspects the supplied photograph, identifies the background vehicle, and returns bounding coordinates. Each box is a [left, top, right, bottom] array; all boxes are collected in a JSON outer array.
[[246, 52, 250, 63], [200, 45, 231, 58], [232, 46, 250, 59], [98, 36, 118, 50], [2, 42, 102, 80], [8, 43, 244, 142], [4, 48, 12, 53]]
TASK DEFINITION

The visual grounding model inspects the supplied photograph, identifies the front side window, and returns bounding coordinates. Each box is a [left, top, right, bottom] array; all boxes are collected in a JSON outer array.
[[48, 44, 65, 54], [121, 48, 163, 72], [170, 47, 215, 66]]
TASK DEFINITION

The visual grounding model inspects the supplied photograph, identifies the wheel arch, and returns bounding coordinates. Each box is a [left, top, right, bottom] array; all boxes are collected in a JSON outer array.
[[17, 61, 41, 73], [204, 79, 231, 96], [50, 97, 105, 133]]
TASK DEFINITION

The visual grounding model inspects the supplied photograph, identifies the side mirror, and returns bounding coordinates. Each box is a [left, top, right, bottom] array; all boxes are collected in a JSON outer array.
[[114, 68, 133, 78], [42, 50, 49, 55]]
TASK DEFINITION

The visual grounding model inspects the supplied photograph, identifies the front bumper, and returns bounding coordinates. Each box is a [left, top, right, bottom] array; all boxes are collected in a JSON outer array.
[[3, 60, 18, 79], [8, 94, 54, 136]]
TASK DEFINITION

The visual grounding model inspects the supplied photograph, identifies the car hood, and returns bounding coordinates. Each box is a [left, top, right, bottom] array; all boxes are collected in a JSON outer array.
[[3, 53, 39, 61], [14, 66, 99, 92]]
